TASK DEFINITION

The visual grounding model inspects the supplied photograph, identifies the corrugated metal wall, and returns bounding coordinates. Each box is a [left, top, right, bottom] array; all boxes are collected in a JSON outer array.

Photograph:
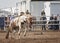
[[50, 3, 60, 16], [30, 1, 44, 20]]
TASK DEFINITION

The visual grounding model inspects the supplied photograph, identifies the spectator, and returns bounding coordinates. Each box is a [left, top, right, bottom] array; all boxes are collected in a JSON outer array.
[[48, 14, 54, 30], [40, 10, 47, 31], [54, 16, 59, 30], [57, 14, 60, 30]]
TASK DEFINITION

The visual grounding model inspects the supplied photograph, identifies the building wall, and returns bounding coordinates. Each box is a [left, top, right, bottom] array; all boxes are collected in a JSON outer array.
[[44, 2, 50, 20], [3, 1, 60, 17], [50, 2, 60, 16], [0, 0, 20, 9], [44, 1, 60, 16], [30, 1, 44, 20], [17, 0, 31, 15]]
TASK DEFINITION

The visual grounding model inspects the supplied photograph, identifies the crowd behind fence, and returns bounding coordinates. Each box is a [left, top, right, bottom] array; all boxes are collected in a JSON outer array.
[[32, 15, 60, 31]]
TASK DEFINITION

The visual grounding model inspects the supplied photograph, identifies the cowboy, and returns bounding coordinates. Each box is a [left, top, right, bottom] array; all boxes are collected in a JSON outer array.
[[25, 10, 33, 30], [26, 10, 30, 14]]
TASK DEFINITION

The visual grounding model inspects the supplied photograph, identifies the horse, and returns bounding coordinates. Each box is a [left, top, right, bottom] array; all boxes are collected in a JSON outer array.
[[5, 13, 30, 39], [5, 13, 33, 39]]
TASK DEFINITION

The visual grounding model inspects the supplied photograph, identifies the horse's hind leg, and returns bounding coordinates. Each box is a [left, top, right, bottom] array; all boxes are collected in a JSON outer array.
[[5, 26, 11, 39], [5, 30, 9, 39]]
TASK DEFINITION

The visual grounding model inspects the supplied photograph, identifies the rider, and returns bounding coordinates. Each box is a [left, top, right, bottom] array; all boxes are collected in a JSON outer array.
[[25, 10, 33, 30]]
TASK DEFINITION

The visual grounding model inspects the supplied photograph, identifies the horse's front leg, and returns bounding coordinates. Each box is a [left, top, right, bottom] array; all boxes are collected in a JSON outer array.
[[18, 27, 21, 35], [17, 22, 22, 39], [23, 22, 28, 36], [5, 29, 10, 39], [18, 25, 21, 35]]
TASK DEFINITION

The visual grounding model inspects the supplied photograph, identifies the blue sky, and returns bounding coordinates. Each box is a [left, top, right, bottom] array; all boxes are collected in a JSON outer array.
[[0, 0, 20, 9]]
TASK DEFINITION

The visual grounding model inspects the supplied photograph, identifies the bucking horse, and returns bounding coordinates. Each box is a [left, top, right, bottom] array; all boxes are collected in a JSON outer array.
[[5, 12, 33, 39]]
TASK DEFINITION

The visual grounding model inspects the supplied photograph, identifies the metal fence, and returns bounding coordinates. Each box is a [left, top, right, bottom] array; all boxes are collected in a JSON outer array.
[[0, 15, 60, 32], [31, 16, 60, 31]]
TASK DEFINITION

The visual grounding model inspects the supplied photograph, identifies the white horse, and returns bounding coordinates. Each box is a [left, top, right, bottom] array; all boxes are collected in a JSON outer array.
[[5, 13, 33, 39]]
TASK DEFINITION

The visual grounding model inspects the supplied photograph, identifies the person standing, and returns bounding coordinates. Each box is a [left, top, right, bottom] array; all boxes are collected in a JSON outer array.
[[56, 14, 59, 30], [48, 14, 54, 30], [54, 16, 59, 30], [40, 10, 47, 31]]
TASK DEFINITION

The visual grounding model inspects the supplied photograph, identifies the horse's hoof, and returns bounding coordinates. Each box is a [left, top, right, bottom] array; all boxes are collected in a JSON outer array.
[[5, 37, 8, 39], [29, 29, 31, 31], [24, 34, 26, 36], [19, 33, 20, 35], [41, 32, 43, 35], [5, 36, 9, 39]]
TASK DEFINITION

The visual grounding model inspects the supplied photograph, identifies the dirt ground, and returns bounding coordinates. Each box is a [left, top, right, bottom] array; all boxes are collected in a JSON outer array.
[[0, 30, 60, 43]]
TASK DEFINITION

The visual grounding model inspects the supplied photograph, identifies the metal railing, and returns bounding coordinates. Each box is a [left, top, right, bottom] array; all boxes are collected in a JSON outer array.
[[31, 18, 60, 31]]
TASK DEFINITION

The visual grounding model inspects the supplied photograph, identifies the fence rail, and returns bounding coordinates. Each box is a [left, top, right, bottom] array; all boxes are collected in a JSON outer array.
[[32, 20, 60, 31]]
